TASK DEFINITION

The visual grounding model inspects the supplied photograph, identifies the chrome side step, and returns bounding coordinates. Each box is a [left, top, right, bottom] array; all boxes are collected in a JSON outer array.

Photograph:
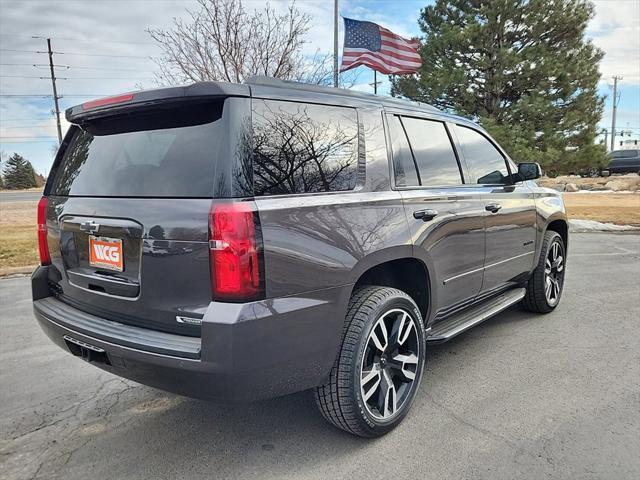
[[427, 288, 526, 344]]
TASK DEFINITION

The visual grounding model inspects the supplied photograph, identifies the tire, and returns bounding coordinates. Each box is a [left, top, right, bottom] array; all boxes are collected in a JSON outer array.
[[314, 286, 426, 437], [522, 230, 566, 313]]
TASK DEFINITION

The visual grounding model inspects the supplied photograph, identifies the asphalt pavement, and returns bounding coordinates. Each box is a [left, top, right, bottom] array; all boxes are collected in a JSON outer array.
[[1, 232, 639, 480], [0, 191, 43, 203]]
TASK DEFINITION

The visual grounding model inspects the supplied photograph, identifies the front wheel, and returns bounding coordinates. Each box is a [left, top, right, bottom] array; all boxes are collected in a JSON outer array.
[[315, 286, 426, 437], [522, 230, 566, 313]]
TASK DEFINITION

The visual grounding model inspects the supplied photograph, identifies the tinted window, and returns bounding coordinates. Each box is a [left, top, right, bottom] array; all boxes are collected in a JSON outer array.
[[388, 115, 419, 187], [401, 117, 462, 186], [252, 100, 358, 195], [52, 103, 224, 197], [612, 150, 638, 159], [454, 125, 510, 185]]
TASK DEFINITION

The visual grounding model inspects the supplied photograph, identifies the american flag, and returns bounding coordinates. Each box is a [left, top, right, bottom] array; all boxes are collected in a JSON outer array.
[[340, 18, 421, 75]]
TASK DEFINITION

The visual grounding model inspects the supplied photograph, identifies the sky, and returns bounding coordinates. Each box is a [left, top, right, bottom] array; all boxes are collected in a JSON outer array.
[[0, 0, 638, 175]]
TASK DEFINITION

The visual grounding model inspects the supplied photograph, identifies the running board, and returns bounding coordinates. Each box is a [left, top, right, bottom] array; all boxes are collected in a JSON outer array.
[[427, 288, 526, 344]]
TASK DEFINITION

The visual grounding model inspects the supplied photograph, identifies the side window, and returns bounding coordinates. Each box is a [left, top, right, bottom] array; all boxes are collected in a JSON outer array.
[[454, 125, 511, 185], [401, 117, 463, 186], [388, 115, 419, 187], [252, 99, 358, 196]]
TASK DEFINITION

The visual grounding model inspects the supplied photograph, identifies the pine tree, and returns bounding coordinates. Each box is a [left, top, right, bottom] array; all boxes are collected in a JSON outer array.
[[2, 153, 38, 190], [0, 151, 5, 189], [392, 0, 607, 174]]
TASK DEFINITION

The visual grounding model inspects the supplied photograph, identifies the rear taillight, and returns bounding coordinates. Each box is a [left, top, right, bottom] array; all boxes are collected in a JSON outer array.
[[37, 196, 51, 265], [208, 202, 264, 302]]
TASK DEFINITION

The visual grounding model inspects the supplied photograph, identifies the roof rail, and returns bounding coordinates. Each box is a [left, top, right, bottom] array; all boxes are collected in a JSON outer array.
[[244, 75, 440, 113]]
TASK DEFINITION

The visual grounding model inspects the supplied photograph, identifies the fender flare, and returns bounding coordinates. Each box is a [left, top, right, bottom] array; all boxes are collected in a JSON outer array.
[[346, 245, 436, 322], [537, 213, 569, 260]]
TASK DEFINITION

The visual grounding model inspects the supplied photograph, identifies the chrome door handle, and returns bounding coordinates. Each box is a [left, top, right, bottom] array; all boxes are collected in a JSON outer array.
[[485, 203, 502, 213], [413, 209, 439, 222]]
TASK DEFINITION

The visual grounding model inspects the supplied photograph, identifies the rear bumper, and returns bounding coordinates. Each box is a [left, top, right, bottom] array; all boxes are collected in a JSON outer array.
[[32, 266, 352, 402]]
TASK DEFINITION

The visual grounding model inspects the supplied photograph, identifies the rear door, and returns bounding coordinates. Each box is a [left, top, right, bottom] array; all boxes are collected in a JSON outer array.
[[45, 97, 251, 336], [387, 113, 485, 317], [451, 124, 537, 297]]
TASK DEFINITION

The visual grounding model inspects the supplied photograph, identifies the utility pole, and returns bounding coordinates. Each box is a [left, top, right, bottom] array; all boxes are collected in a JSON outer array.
[[610, 75, 622, 151], [46, 38, 63, 145], [369, 70, 382, 94], [333, 0, 339, 87]]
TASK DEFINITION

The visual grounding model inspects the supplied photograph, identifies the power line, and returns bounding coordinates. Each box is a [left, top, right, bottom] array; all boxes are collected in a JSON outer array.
[[0, 140, 58, 143], [1, 136, 58, 139], [1, 117, 56, 121], [64, 77, 153, 80], [1, 124, 56, 129], [1, 63, 154, 73], [0, 75, 55, 79], [42, 51, 152, 59], [1, 33, 157, 46], [0, 49, 38, 54], [0, 94, 53, 97], [43, 64, 153, 73], [1, 94, 110, 97], [1, 75, 153, 80], [1, 48, 152, 59], [0, 75, 66, 79], [62, 65, 154, 73]]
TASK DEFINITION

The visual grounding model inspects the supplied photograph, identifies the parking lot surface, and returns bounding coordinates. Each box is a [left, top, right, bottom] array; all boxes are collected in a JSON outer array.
[[1, 233, 639, 480]]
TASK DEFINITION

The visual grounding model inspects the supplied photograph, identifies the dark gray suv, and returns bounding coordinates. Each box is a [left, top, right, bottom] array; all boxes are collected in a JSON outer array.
[[32, 77, 568, 437], [607, 149, 640, 175]]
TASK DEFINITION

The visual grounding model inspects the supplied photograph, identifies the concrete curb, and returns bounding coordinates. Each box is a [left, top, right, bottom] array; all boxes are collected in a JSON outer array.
[[0, 265, 37, 278]]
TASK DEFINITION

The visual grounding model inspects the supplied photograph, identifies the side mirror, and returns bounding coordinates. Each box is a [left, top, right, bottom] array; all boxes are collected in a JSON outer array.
[[516, 162, 542, 181]]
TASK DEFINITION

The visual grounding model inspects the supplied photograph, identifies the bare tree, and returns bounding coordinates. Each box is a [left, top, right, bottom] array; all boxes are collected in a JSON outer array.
[[293, 50, 353, 87], [252, 101, 358, 195], [150, 0, 305, 84], [148, 0, 359, 87]]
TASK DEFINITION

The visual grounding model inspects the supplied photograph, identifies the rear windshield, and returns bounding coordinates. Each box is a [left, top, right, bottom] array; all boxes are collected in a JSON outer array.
[[51, 102, 224, 197]]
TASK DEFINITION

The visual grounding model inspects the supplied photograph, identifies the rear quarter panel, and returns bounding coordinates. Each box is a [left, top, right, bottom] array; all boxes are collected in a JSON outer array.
[[256, 190, 411, 297]]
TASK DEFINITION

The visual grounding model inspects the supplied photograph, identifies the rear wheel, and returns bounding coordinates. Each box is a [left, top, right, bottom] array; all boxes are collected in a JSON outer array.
[[522, 231, 566, 313], [314, 286, 426, 437]]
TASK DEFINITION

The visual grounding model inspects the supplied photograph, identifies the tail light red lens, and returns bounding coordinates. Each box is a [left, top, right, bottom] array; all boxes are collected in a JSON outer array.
[[37, 196, 51, 265], [209, 202, 264, 302], [81, 93, 135, 110]]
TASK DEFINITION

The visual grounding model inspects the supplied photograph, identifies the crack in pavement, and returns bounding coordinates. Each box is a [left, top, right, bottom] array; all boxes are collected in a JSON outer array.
[[424, 392, 556, 467], [2, 376, 142, 480]]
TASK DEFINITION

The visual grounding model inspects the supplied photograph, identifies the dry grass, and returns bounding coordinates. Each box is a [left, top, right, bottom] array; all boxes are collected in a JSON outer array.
[[563, 193, 640, 226], [0, 225, 38, 269], [0, 193, 638, 273], [0, 201, 38, 273], [0, 200, 37, 226]]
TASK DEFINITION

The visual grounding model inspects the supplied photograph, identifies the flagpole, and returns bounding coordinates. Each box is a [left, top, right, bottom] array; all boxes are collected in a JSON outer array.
[[373, 70, 377, 94], [333, 0, 339, 87]]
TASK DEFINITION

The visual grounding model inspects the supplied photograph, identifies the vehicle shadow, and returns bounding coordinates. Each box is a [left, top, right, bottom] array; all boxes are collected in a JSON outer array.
[[53, 305, 539, 479]]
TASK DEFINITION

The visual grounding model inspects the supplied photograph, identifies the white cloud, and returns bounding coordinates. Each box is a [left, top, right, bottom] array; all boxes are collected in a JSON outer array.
[[1, 0, 638, 172], [588, 0, 640, 85]]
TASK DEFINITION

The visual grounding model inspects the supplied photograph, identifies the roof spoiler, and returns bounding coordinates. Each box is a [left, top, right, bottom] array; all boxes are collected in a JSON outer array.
[[66, 81, 250, 124]]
